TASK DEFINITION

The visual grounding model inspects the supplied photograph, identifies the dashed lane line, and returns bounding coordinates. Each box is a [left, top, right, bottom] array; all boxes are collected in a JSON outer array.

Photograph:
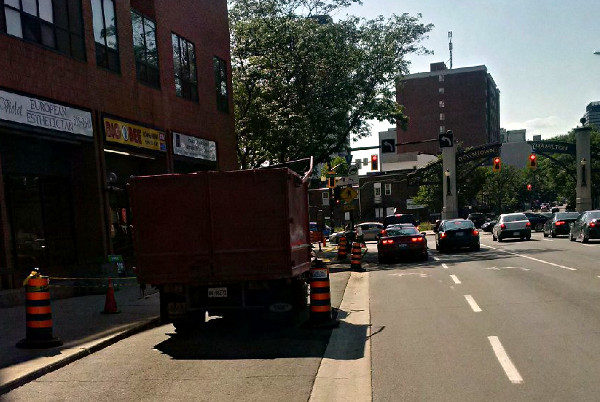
[[442, 263, 449, 269], [488, 336, 524, 384], [464, 295, 482, 312], [480, 244, 576, 271], [450, 274, 461, 284]]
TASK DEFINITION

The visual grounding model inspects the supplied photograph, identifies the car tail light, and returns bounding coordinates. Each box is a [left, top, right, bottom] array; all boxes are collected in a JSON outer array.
[[411, 237, 424, 242], [440, 232, 447, 239], [526, 222, 531, 227], [472, 229, 479, 236], [381, 230, 387, 237], [555, 221, 565, 226], [500, 224, 506, 229], [382, 239, 394, 245], [590, 220, 597, 228]]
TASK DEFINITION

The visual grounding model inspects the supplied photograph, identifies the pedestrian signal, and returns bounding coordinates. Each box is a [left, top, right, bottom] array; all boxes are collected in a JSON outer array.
[[528, 154, 537, 169], [492, 157, 501, 172], [371, 154, 378, 170]]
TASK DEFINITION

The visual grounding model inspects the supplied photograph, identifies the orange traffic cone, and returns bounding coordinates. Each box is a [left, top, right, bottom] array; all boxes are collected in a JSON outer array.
[[102, 278, 120, 314]]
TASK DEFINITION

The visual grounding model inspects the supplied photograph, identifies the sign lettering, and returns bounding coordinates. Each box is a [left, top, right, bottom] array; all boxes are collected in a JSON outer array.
[[103, 118, 166, 152]]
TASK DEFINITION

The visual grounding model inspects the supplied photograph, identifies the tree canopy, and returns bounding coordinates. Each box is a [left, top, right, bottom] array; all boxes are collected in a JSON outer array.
[[229, 0, 433, 168]]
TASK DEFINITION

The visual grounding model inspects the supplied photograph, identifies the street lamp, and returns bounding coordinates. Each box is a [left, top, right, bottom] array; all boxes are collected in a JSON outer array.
[[445, 169, 451, 195], [581, 158, 587, 186]]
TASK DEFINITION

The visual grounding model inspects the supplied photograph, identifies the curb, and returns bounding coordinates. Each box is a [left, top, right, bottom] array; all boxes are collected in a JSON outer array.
[[0, 316, 161, 395]]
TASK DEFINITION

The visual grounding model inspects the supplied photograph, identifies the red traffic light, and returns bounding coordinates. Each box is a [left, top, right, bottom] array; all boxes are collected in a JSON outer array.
[[528, 154, 537, 169], [370, 154, 378, 170], [492, 157, 501, 172], [527, 183, 532, 191]]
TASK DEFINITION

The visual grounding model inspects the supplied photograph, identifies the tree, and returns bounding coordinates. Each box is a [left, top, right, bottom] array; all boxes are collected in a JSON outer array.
[[229, 0, 433, 168]]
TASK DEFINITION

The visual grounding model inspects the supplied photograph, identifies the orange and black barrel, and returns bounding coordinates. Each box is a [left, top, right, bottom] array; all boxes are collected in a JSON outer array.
[[309, 259, 332, 322], [337, 235, 348, 260], [16, 275, 62, 348], [350, 242, 363, 271]]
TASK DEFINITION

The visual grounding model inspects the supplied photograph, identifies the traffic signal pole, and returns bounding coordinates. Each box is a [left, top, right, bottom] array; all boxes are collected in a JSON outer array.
[[575, 119, 592, 212], [442, 145, 458, 219]]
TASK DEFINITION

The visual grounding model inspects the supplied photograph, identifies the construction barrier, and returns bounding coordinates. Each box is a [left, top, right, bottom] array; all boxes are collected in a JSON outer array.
[[102, 278, 121, 314], [309, 259, 338, 328], [350, 242, 364, 271], [16, 274, 63, 349], [337, 235, 348, 260]]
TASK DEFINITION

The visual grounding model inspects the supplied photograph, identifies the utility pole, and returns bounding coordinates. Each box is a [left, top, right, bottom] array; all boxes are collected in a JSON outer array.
[[448, 31, 453, 69]]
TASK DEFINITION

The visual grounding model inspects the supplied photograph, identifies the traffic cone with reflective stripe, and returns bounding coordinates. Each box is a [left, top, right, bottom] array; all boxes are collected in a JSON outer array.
[[102, 278, 120, 314], [16, 274, 62, 348], [308, 259, 339, 328], [350, 242, 364, 271], [337, 236, 348, 260]]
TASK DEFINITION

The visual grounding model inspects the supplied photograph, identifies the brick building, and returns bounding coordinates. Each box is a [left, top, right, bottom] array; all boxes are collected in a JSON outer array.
[[0, 0, 236, 288], [397, 63, 501, 155]]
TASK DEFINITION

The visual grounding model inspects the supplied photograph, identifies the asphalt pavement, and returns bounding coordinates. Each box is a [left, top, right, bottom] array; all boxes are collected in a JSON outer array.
[[0, 246, 358, 396]]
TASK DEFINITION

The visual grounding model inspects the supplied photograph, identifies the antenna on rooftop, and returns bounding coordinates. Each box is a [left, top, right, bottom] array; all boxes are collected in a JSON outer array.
[[448, 31, 453, 69]]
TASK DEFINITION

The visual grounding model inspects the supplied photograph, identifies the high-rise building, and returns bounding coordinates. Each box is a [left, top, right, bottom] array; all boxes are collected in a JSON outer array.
[[584, 102, 600, 128], [396, 63, 500, 155]]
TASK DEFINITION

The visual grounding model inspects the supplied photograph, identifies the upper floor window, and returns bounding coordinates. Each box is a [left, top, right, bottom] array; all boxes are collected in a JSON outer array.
[[384, 183, 391, 196], [213, 56, 229, 113], [439, 74, 444, 82], [91, 0, 119, 72], [440, 113, 445, 121], [3, 0, 85, 60], [131, 10, 159, 87], [172, 33, 198, 101], [439, 87, 444, 94], [439, 100, 445, 108]]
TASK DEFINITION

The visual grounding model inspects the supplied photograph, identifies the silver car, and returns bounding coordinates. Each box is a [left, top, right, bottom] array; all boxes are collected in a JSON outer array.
[[492, 213, 531, 242], [356, 222, 384, 241]]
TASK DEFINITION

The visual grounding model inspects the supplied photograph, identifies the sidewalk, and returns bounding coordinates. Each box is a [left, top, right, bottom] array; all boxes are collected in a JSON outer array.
[[0, 282, 160, 394]]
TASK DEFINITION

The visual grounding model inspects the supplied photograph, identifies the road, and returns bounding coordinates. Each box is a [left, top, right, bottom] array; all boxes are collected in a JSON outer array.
[[4, 231, 600, 401]]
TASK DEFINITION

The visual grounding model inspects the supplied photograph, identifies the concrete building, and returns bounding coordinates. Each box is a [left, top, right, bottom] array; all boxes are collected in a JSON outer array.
[[584, 102, 600, 128], [396, 63, 501, 155], [500, 129, 526, 143], [0, 0, 236, 288]]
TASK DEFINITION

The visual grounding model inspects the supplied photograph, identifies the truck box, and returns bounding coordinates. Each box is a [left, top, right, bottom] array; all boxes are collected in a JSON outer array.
[[128, 168, 312, 323]]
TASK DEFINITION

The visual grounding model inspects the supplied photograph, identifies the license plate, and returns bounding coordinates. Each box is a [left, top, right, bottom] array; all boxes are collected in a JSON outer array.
[[513, 231, 520, 236], [208, 287, 227, 298], [399, 244, 408, 249], [455, 232, 464, 236]]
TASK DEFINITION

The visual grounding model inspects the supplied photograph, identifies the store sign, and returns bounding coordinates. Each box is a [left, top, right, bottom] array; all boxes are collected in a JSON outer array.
[[173, 132, 217, 161], [104, 118, 166, 152], [0, 90, 93, 137]]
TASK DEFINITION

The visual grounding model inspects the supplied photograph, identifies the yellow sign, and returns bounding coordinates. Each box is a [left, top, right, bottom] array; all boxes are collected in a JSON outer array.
[[104, 118, 166, 152], [343, 204, 355, 211], [340, 187, 358, 202]]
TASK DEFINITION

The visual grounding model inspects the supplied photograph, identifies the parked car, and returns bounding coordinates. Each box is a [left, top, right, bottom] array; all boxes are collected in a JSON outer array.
[[543, 212, 581, 237], [492, 213, 531, 242], [382, 213, 418, 229], [435, 219, 480, 252], [309, 222, 331, 237], [524, 212, 550, 232], [355, 222, 384, 241], [481, 219, 497, 232], [377, 224, 428, 263], [569, 210, 600, 243], [467, 212, 486, 228]]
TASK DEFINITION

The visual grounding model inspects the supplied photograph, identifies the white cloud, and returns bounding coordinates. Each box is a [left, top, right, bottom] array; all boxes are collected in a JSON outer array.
[[503, 116, 574, 139]]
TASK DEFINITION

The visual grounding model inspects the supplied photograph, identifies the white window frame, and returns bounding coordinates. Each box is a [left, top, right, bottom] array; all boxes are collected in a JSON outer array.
[[440, 113, 445, 121], [384, 183, 391, 195]]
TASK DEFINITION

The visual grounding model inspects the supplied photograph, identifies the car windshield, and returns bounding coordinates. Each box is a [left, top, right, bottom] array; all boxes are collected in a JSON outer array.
[[383, 215, 415, 226], [556, 212, 580, 220], [444, 220, 474, 230], [503, 214, 527, 222], [386, 227, 419, 236]]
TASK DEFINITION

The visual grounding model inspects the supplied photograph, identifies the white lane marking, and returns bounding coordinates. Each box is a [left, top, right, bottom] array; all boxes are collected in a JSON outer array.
[[464, 295, 482, 312], [487, 266, 530, 271], [580, 243, 595, 247], [488, 336, 524, 384], [482, 244, 496, 250], [497, 249, 577, 271], [542, 239, 553, 242], [450, 274, 461, 284], [442, 263, 449, 269], [432, 256, 440, 261], [390, 272, 429, 278]]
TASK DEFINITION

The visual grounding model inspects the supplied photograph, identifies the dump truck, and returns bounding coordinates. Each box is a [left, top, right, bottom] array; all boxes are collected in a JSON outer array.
[[128, 165, 313, 330]]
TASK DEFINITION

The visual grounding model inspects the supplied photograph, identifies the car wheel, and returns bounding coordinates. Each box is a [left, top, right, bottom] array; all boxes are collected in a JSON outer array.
[[543, 230, 548, 237], [497, 235, 503, 242], [492, 234, 497, 241], [536, 223, 544, 231], [421, 251, 428, 261], [583, 232, 589, 243], [526, 236, 531, 241], [471, 244, 480, 251], [550, 231, 556, 238]]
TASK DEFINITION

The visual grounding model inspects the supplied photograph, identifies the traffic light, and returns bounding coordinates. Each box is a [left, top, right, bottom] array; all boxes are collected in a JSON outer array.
[[528, 153, 537, 169], [492, 157, 501, 172], [333, 186, 341, 202], [527, 183, 532, 191], [327, 176, 335, 189], [371, 154, 378, 170]]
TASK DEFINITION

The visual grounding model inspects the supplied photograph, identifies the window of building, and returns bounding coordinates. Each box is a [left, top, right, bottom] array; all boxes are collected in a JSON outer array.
[[131, 10, 159, 87], [172, 33, 198, 101], [439, 74, 444, 82], [322, 191, 329, 206], [374, 184, 381, 197], [384, 183, 391, 195], [439, 100, 445, 108], [375, 208, 384, 218], [439, 87, 444, 94], [440, 113, 445, 121], [214, 56, 229, 113], [3, 0, 85, 60], [439, 126, 445, 134], [92, 0, 119, 72]]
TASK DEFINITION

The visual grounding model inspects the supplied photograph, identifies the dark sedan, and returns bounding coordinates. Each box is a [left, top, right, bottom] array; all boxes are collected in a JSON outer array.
[[436, 219, 480, 252], [543, 212, 580, 237], [524, 212, 550, 232], [569, 210, 600, 243], [377, 225, 428, 263]]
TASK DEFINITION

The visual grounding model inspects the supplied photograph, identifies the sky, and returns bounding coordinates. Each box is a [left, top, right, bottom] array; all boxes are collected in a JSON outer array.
[[341, 0, 600, 155]]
